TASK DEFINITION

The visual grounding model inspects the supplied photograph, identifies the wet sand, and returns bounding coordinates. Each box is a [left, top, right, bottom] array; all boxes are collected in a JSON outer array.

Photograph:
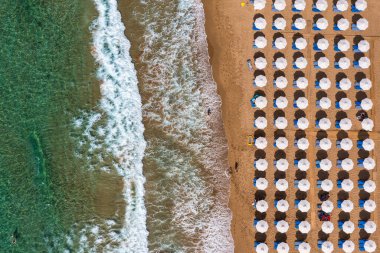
[[202, 0, 380, 252]]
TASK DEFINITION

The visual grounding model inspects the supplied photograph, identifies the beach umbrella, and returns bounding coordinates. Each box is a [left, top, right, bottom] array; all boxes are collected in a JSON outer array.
[[338, 57, 350, 69], [319, 77, 331, 90], [295, 77, 308, 89], [341, 200, 354, 213], [338, 78, 351, 90], [318, 138, 332, 151], [298, 179, 310, 191], [359, 98, 373, 111], [255, 75, 267, 87], [274, 37, 287, 49], [364, 221, 377, 234], [356, 18, 369, 31], [364, 240, 377, 253], [255, 57, 267, 69], [316, 57, 329, 69], [255, 137, 268, 149], [254, 17, 267, 30], [255, 117, 267, 129], [253, 0, 266, 10], [298, 242, 311, 253], [362, 138, 375, 151], [256, 243, 269, 253], [255, 159, 268, 171], [317, 38, 329, 51], [336, 0, 349, 12], [341, 158, 354, 171], [274, 0, 286, 11], [315, 18, 328, 30], [277, 242, 289, 253], [319, 159, 332, 171], [358, 78, 372, 90], [255, 200, 269, 213], [355, 0, 368, 11], [298, 200, 311, 212], [274, 57, 287, 70], [275, 117, 288, 129], [294, 57, 307, 69], [275, 76, 288, 89], [337, 18, 350, 31], [294, 0, 306, 11], [276, 179, 288, 191], [276, 159, 289, 171], [275, 96, 288, 109], [296, 138, 309, 150], [358, 40, 370, 53], [276, 220, 289, 233], [322, 200, 334, 213], [321, 221, 334, 234], [295, 37, 307, 50], [364, 180, 376, 193], [255, 36, 267, 49], [255, 220, 269, 233], [276, 199, 289, 212], [363, 157, 376, 170], [361, 118, 374, 131], [296, 117, 309, 130], [338, 98, 352, 110], [342, 179, 354, 192], [317, 97, 331, 109], [342, 221, 355, 234], [338, 118, 352, 130], [317, 118, 331, 130], [358, 56, 371, 69], [315, 0, 328, 11], [339, 138, 353, 151], [321, 179, 333, 192], [364, 200, 376, 213], [298, 221, 311, 234], [337, 39, 350, 52], [255, 96, 268, 109], [295, 97, 308, 109], [256, 178, 269, 190], [275, 137, 288, 150], [274, 17, 287, 30], [294, 18, 306, 30], [342, 240, 355, 253], [297, 159, 310, 171]]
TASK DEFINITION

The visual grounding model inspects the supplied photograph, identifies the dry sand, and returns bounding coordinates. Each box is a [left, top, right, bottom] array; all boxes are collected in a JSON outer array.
[[202, 0, 380, 252]]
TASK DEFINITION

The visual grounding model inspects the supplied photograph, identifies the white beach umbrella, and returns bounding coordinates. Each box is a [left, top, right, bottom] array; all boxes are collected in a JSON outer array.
[[364, 180, 376, 193], [298, 200, 311, 212], [274, 57, 287, 70], [274, 0, 286, 11], [255, 36, 267, 49], [294, 18, 306, 30], [254, 17, 267, 30], [276, 159, 289, 171], [298, 242, 311, 253], [364, 200, 376, 213], [339, 118, 352, 130], [341, 158, 354, 171], [362, 138, 375, 151], [342, 179, 354, 192], [318, 97, 331, 109], [336, 0, 349, 12], [361, 118, 374, 131], [321, 221, 334, 234], [295, 57, 307, 69], [339, 138, 353, 151], [342, 221, 355, 234], [294, 0, 306, 11], [295, 77, 308, 89], [363, 157, 376, 170], [317, 118, 331, 130], [274, 17, 286, 30], [322, 241, 334, 253], [298, 179, 310, 191], [276, 220, 289, 233], [298, 221, 311, 234], [341, 200, 354, 213], [364, 240, 377, 253], [295, 97, 308, 109], [255, 117, 267, 129], [275, 117, 288, 129], [358, 40, 370, 53], [277, 242, 289, 253], [276, 137, 288, 150], [358, 56, 371, 69], [338, 78, 351, 90], [338, 57, 350, 69], [319, 159, 332, 171], [276, 199, 289, 212], [318, 138, 332, 151], [295, 37, 307, 50], [255, 220, 269, 233], [358, 78, 372, 90], [275, 76, 288, 88], [256, 243, 269, 253], [322, 200, 334, 213], [364, 221, 377, 234], [274, 37, 287, 49], [255, 96, 268, 109], [255, 137, 268, 149], [256, 178, 269, 190], [316, 18, 328, 30], [342, 240, 355, 253], [338, 98, 352, 110], [337, 39, 350, 52], [255, 75, 267, 87], [275, 96, 288, 109], [297, 159, 310, 171], [359, 98, 373, 111], [319, 77, 331, 90], [317, 57, 329, 69], [321, 179, 333, 192], [316, 0, 328, 11], [255, 57, 267, 70], [337, 18, 350, 31], [255, 159, 268, 171], [317, 38, 329, 50], [296, 117, 309, 130], [253, 0, 266, 10], [255, 200, 269, 213], [356, 18, 369, 31], [276, 178, 289, 191], [355, 0, 368, 11], [296, 138, 309, 150]]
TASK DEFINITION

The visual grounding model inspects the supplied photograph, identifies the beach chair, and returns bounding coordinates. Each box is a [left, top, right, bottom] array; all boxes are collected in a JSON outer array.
[[358, 180, 365, 189], [247, 135, 254, 146], [294, 180, 300, 188], [338, 240, 345, 248], [359, 239, 367, 251], [317, 180, 322, 188], [295, 220, 302, 228], [359, 199, 366, 208], [294, 199, 301, 205], [338, 220, 345, 229], [337, 180, 343, 188], [317, 240, 325, 248], [294, 241, 303, 249], [358, 220, 366, 229]]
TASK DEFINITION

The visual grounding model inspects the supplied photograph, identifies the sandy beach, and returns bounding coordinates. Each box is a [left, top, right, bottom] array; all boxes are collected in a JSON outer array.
[[203, 0, 380, 252]]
